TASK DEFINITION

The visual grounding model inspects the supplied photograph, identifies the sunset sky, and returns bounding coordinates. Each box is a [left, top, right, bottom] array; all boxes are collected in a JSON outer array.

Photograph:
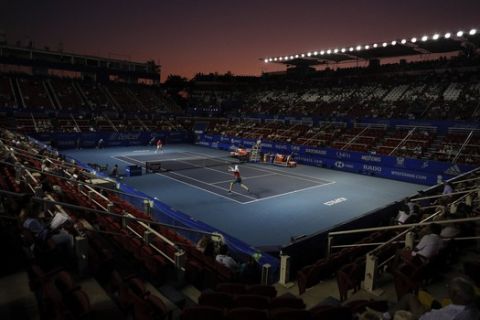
[[1, 0, 479, 80]]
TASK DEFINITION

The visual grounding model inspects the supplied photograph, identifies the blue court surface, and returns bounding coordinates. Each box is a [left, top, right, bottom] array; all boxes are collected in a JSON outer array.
[[64, 145, 425, 247]]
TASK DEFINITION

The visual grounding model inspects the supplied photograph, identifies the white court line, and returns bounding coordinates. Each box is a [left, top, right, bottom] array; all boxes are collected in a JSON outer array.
[[249, 163, 334, 184], [167, 170, 257, 200], [184, 150, 334, 184], [210, 173, 277, 185], [242, 181, 336, 204], [156, 172, 246, 204], [165, 171, 256, 203], [112, 155, 247, 204], [113, 155, 145, 166], [113, 153, 337, 205]]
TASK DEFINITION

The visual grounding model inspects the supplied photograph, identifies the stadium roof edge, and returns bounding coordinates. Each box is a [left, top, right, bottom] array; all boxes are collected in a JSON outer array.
[[261, 27, 479, 66]]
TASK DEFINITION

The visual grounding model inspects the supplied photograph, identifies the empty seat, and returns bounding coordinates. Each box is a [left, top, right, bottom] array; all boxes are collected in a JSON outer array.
[[181, 306, 224, 320], [226, 307, 268, 320]]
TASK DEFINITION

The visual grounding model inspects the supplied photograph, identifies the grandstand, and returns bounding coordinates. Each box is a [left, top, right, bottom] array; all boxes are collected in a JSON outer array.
[[0, 27, 479, 320]]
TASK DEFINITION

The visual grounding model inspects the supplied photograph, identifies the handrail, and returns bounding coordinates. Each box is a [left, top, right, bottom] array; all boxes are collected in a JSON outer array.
[[452, 176, 480, 185], [452, 130, 474, 164], [389, 127, 416, 156], [0, 189, 219, 237], [409, 187, 480, 202], [328, 187, 477, 254], [330, 235, 480, 250], [342, 126, 369, 150]]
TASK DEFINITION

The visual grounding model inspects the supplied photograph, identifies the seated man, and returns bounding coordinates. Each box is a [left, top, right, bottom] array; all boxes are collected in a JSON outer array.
[[379, 276, 479, 320], [216, 244, 242, 272], [413, 223, 443, 261]]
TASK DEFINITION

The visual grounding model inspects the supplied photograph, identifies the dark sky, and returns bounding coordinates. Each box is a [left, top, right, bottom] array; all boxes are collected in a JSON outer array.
[[1, 0, 479, 80]]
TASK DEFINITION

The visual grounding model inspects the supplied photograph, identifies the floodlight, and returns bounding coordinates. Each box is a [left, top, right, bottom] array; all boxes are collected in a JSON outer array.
[[382, 42, 388, 47], [307, 52, 312, 57], [301, 53, 305, 57], [456, 30, 464, 37], [411, 37, 417, 43], [313, 51, 318, 55], [320, 50, 325, 55], [421, 35, 428, 41], [401, 39, 407, 44], [469, 29, 477, 35], [432, 34, 439, 40], [289, 55, 294, 59], [341, 48, 346, 52], [364, 45, 370, 49], [356, 45, 362, 51], [295, 54, 299, 58], [326, 49, 332, 54], [264, 59, 268, 63], [391, 40, 397, 45], [279, 57, 283, 61], [349, 47, 354, 52], [273, 57, 278, 61], [373, 43, 378, 48], [444, 32, 451, 38], [333, 48, 339, 53]]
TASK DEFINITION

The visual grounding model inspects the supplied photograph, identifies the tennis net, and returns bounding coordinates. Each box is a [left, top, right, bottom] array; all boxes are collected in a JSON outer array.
[[146, 156, 242, 172]]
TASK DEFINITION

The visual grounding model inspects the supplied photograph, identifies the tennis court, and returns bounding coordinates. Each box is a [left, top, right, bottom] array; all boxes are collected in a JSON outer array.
[[64, 145, 424, 246], [113, 151, 334, 204]]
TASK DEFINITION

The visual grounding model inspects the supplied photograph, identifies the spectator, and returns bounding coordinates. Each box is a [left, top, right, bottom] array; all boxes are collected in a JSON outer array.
[[110, 164, 119, 178], [216, 244, 242, 271], [442, 181, 454, 195], [196, 235, 215, 258], [378, 276, 479, 320], [21, 200, 74, 257], [412, 223, 443, 261]]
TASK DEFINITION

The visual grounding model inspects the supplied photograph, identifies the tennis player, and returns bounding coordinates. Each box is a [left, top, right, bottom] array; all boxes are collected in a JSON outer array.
[[228, 165, 249, 193], [155, 138, 163, 153]]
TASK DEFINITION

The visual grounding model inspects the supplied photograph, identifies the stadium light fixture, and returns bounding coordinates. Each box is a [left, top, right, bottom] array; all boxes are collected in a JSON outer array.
[[333, 48, 339, 53], [421, 35, 428, 41], [341, 48, 346, 53], [391, 40, 397, 45], [469, 29, 477, 35], [284, 56, 288, 60], [349, 47, 354, 52], [382, 42, 388, 47], [456, 30, 464, 37], [364, 45, 370, 50], [289, 55, 294, 59], [401, 39, 407, 44], [273, 57, 278, 61], [356, 45, 362, 51], [279, 57, 283, 61], [432, 34, 440, 40], [295, 54, 299, 58], [444, 32, 451, 38], [320, 50, 325, 55], [301, 53, 305, 57], [313, 51, 318, 55], [411, 37, 417, 43], [307, 52, 312, 57], [373, 43, 378, 48], [326, 49, 332, 54], [264, 58, 268, 63]]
